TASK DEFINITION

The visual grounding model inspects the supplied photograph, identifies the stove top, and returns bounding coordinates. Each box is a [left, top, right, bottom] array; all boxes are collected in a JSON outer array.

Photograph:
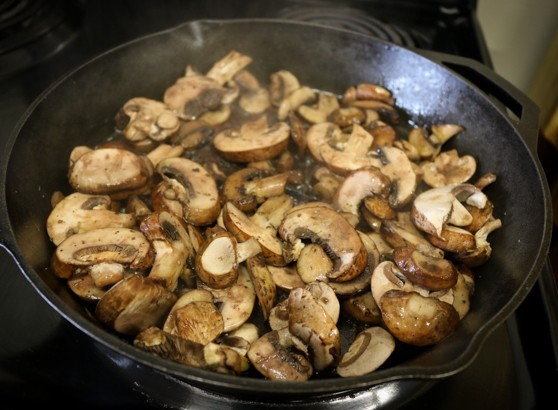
[[1, 1, 557, 408]]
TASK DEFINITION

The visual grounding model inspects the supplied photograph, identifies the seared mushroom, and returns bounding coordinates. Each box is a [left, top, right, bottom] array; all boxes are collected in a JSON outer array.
[[296, 243, 333, 283], [288, 287, 340, 371], [453, 217, 502, 267], [68, 146, 154, 200], [379, 289, 460, 346], [342, 291, 382, 324], [377, 145, 418, 209], [195, 231, 261, 289], [267, 265, 305, 291], [245, 256, 277, 320], [164, 74, 225, 120], [213, 116, 290, 163], [47, 192, 135, 246], [163, 300, 224, 345], [336, 327, 395, 377], [116, 97, 180, 145], [153, 157, 220, 226], [422, 149, 476, 188], [297, 91, 340, 124], [247, 327, 313, 381], [278, 202, 368, 282]]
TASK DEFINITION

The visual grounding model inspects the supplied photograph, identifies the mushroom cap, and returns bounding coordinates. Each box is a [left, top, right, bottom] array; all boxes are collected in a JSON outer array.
[[213, 116, 290, 163], [279, 203, 368, 282], [164, 74, 225, 120], [68, 147, 154, 200], [421, 149, 476, 188]]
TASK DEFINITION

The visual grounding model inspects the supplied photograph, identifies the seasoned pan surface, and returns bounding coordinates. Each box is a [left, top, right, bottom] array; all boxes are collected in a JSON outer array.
[[0, 19, 552, 399]]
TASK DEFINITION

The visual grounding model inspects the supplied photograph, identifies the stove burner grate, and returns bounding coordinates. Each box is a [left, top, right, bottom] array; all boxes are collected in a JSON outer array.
[[277, 6, 431, 49]]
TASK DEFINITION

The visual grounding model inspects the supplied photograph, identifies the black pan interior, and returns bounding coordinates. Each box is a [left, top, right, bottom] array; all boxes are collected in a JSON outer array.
[[1, 19, 552, 398]]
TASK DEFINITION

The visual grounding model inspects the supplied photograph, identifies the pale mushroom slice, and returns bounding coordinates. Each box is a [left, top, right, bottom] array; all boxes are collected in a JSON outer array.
[[454, 217, 502, 267], [379, 289, 460, 346], [297, 91, 340, 124], [393, 246, 458, 291], [247, 327, 313, 381], [249, 194, 294, 236], [198, 266, 256, 332], [305, 281, 340, 324], [269, 70, 301, 106], [278, 202, 368, 282], [195, 231, 261, 289], [336, 327, 395, 377], [46, 192, 135, 246], [68, 146, 154, 200], [205, 50, 253, 86], [267, 265, 305, 291], [222, 201, 286, 267], [277, 86, 316, 120], [421, 149, 477, 188], [163, 300, 224, 345], [146, 143, 184, 167], [411, 183, 488, 239], [116, 97, 180, 145], [296, 243, 333, 283], [288, 287, 341, 371], [134, 326, 248, 375], [140, 211, 194, 292], [163, 74, 225, 120], [213, 116, 290, 163], [306, 122, 382, 175], [154, 157, 220, 226]]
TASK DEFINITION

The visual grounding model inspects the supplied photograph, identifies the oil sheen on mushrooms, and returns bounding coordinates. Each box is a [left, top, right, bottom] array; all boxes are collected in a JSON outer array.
[[46, 50, 502, 380]]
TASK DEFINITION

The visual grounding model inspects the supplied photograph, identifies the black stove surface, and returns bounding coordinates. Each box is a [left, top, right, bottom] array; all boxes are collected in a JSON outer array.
[[1, 1, 557, 409]]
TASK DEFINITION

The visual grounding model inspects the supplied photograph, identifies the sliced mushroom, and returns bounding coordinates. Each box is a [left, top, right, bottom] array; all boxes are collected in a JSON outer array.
[[269, 298, 290, 331], [393, 246, 458, 291], [426, 225, 476, 253], [213, 116, 290, 163], [296, 243, 333, 283], [379, 289, 460, 346], [249, 194, 294, 235], [163, 300, 224, 345], [336, 327, 395, 377], [140, 211, 194, 291], [342, 83, 395, 106], [277, 87, 316, 121], [454, 217, 502, 267], [305, 281, 340, 324], [67, 272, 106, 301], [46, 192, 135, 246], [377, 145, 418, 209], [278, 202, 368, 282], [267, 265, 305, 291], [332, 166, 390, 216], [288, 287, 340, 371], [205, 50, 253, 86], [239, 87, 271, 114], [245, 256, 277, 320], [247, 327, 313, 381], [68, 147, 154, 200], [342, 291, 382, 325], [116, 97, 180, 144], [297, 91, 340, 124], [154, 157, 220, 226], [164, 74, 225, 120], [89, 262, 125, 288], [422, 149, 476, 188], [195, 230, 261, 289], [222, 201, 285, 266], [198, 265, 256, 332]]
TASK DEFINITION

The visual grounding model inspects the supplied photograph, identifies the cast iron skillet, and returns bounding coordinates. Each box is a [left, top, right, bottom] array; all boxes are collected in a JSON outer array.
[[0, 19, 552, 403]]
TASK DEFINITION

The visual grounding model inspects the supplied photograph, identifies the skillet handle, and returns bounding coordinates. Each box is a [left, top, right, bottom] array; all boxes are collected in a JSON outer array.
[[418, 50, 540, 154]]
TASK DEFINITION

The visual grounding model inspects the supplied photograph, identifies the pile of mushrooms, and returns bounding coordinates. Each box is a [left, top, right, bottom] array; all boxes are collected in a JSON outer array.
[[46, 50, 501, 380]]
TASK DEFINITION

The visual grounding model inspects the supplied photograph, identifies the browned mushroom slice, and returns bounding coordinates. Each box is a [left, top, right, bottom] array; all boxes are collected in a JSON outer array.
[[393, 246, 458, 291], [154, 157, 220, 226], [164, 74, 225, 120], [312, 166, 343, 201], [46, 192, 135, 246], [268, 265, 305, 291], [327, 106, 366, 128], [279, 202, 368, 282], [245, 256, 277, 320], [342, 83, 395, 105], [269, 70, 301, 106], [451, 269, 475, 319], [368, 120, 396, 147], [247, 327, 313, 381], [377, 145, 418, 209], [426, 225, 476, 253], [56, 227, 152, 270], [288, 287, 340, 371], [195, 230, 261, 289], [328, 264, 372, 297], [213, 116, 290, 163], [140, 211, 194, 291], [454, 217, 502, 267], [222, 202, 285, 267], [68, 272, 106, 301], [379, 289, 460, 346], [336, 327, 395, 377], [306, 123, 382, 175], [163, 301, 224, 345], [342, 291, 382, 324], [95, 274, 176, 335], [134, 326, 248, 375], [332, 166, 390, 216], [116, 97, 180, 145], [296, 243, 333, 283], [68, 147, 154, 200], [422, 149, 477, 188], [297, 91, 340, 124], [430, 123, 465, 145], [380, 218, 433, 250]]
